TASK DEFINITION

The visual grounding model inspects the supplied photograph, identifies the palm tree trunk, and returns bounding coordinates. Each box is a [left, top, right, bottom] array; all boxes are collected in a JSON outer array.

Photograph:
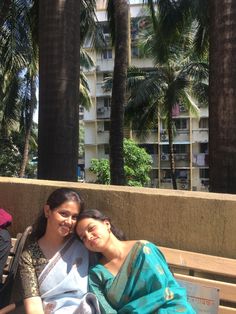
[[209, 0, 236, 193], [38, 0, 80, 181], [19, 77, 36, 178], [167, 113, 177, 190], [109, 0, 129, 185]]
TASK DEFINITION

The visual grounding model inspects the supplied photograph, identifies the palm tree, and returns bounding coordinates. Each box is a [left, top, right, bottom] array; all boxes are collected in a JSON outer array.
[[209, 1, 236, 193], [38, 0, 81, 181], [125, 7, 208, 189], [38, 0, 97, 181], [0, 0, 38, 177], [143, 0, 209, 59], [0, 0, 97, 179], [107, 0, 129, 185]]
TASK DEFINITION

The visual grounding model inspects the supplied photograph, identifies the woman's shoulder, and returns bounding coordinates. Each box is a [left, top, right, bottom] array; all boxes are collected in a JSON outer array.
[[133, 240, 156, 247], [21, 241, 45, 262], [70, 235, 88, 252]]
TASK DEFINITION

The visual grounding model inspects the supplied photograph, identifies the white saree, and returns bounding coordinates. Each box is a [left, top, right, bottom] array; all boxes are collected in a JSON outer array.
[[38, 236, 100, 314]]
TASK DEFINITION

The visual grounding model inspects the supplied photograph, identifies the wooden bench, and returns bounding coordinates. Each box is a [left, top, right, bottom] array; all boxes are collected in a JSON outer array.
[[0, 226, 32, 309], [1, 235, 22, 285], [159, 246, 236, 314]]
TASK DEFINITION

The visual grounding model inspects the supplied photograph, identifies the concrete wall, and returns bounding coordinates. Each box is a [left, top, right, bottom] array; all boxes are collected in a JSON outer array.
[[0, 177, 236, 258]]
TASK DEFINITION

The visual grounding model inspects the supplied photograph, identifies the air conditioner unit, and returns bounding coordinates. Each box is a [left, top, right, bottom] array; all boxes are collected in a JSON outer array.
[[97, 107, 105, 114], [161, 133, 167, 141], [180, 183, 188, 190], [181, 155, 188, 161], [104, 34, 110, 42], [161, 154, 169, 161], [179, 105, 187, 112]]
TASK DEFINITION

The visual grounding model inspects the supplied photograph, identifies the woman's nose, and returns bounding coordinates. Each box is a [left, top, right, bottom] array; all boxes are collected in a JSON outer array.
[[65, 216, 72, 225], [85, 231, 93, 241]]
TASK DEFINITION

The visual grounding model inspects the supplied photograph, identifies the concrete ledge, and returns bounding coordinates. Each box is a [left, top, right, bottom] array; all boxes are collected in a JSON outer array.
[[0, 177, 236, 258]]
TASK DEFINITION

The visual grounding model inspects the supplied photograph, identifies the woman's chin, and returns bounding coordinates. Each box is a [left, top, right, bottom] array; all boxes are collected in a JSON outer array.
[[58, 226, 71, 237]]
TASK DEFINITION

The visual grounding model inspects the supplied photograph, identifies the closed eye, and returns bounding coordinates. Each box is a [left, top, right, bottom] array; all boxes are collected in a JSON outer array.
[[88, 225, 96, 232]]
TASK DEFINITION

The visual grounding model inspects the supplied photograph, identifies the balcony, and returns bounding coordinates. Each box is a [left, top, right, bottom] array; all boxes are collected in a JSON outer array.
[[174, 130, 190, 142], [97, 107, 110, 119], [96, 59, 114, 72], [96, 82, 111, 97], [192, 153, 209, 167], [132, 130, 158, 144], [160, 178, 190, 190], [192, 129, 208, 143], [96, 130, 109, 144]]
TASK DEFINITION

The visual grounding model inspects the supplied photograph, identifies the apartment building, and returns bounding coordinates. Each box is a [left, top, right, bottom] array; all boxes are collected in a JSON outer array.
[[83, 0, 209, 191]]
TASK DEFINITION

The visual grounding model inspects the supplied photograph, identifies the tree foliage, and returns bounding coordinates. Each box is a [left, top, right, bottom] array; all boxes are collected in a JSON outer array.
[[124, 4, 208, 189], [90, 139, 152, 186]]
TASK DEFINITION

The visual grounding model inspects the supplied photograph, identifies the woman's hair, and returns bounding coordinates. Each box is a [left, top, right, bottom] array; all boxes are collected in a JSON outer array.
[[31, 188, 84, 240], [77, 209, 126, 240]]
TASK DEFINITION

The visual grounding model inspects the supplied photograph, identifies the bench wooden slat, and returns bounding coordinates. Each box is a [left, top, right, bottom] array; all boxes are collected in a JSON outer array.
[[1, 226, 32, 308], [158, 246, 236, 313], [159, 246, 236, 278], [3, 256, 13, 272], [10, 238, 17, 254], [2, 234, 22, 283], [175, 273, 236, 303], [219, 306, 236, 314]]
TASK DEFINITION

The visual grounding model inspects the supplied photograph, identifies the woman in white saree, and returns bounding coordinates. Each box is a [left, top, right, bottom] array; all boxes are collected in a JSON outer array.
[[19, 188, 100, 314]]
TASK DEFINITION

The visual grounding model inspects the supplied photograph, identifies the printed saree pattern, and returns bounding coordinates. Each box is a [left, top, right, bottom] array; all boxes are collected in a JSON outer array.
[[89, 241, 196, 313]]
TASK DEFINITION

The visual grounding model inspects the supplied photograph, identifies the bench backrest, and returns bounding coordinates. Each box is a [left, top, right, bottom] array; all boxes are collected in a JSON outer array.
[[159, 246, 236, 314], [0, 226, 32, 308]]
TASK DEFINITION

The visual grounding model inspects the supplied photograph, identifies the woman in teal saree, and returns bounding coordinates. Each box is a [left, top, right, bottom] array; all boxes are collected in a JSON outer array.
[[76, 209, 195, 314]]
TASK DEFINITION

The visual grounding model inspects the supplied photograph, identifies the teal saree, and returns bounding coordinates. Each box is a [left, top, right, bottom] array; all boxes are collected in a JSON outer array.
[[89, 241, 195, 313]]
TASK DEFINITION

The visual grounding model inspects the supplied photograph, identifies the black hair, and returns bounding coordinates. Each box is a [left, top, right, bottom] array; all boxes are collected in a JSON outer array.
[[77, 209, 126, 240], [31, 188, 84, 240]]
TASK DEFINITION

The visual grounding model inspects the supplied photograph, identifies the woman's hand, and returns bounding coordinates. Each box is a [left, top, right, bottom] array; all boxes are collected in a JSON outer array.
[[24, 297, 44, 314]]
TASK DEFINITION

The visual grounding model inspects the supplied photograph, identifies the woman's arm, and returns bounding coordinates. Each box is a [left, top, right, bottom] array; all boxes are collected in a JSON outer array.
[[24, 297, 44, 314], [19, 246, 45, 313]]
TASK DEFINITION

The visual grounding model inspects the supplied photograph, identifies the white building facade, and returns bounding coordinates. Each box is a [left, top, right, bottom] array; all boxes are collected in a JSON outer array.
[[83, 0, 209, 191]]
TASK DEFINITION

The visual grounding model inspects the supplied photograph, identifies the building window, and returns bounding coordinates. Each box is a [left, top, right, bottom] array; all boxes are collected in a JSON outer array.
[[103, 72, 111, 80], [129, 0, 143, 3], [104, 98, 111, 108], [104, 121, 110, 131], [176, 170, 188, 179], [139, 144, 156, 155], [174, 144, 188, 154], [102, 49, 112, 60], [162, 170, 172, 179], [199, 168, 209, 179], [174, 118, 187, 130], [200, 143, 208, 154], [162, 145, 188, 154], [104, 144, 110, 155], [131, 46, 139, 58], [161, 145, 169, 154], [100, 22, 110, 35], [199, 118, 208, 129]]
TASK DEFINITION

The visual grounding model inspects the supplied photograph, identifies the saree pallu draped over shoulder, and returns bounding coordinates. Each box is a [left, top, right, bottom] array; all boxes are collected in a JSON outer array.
[[39, 236, 100, 314], [89, 241, 196, 314]]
